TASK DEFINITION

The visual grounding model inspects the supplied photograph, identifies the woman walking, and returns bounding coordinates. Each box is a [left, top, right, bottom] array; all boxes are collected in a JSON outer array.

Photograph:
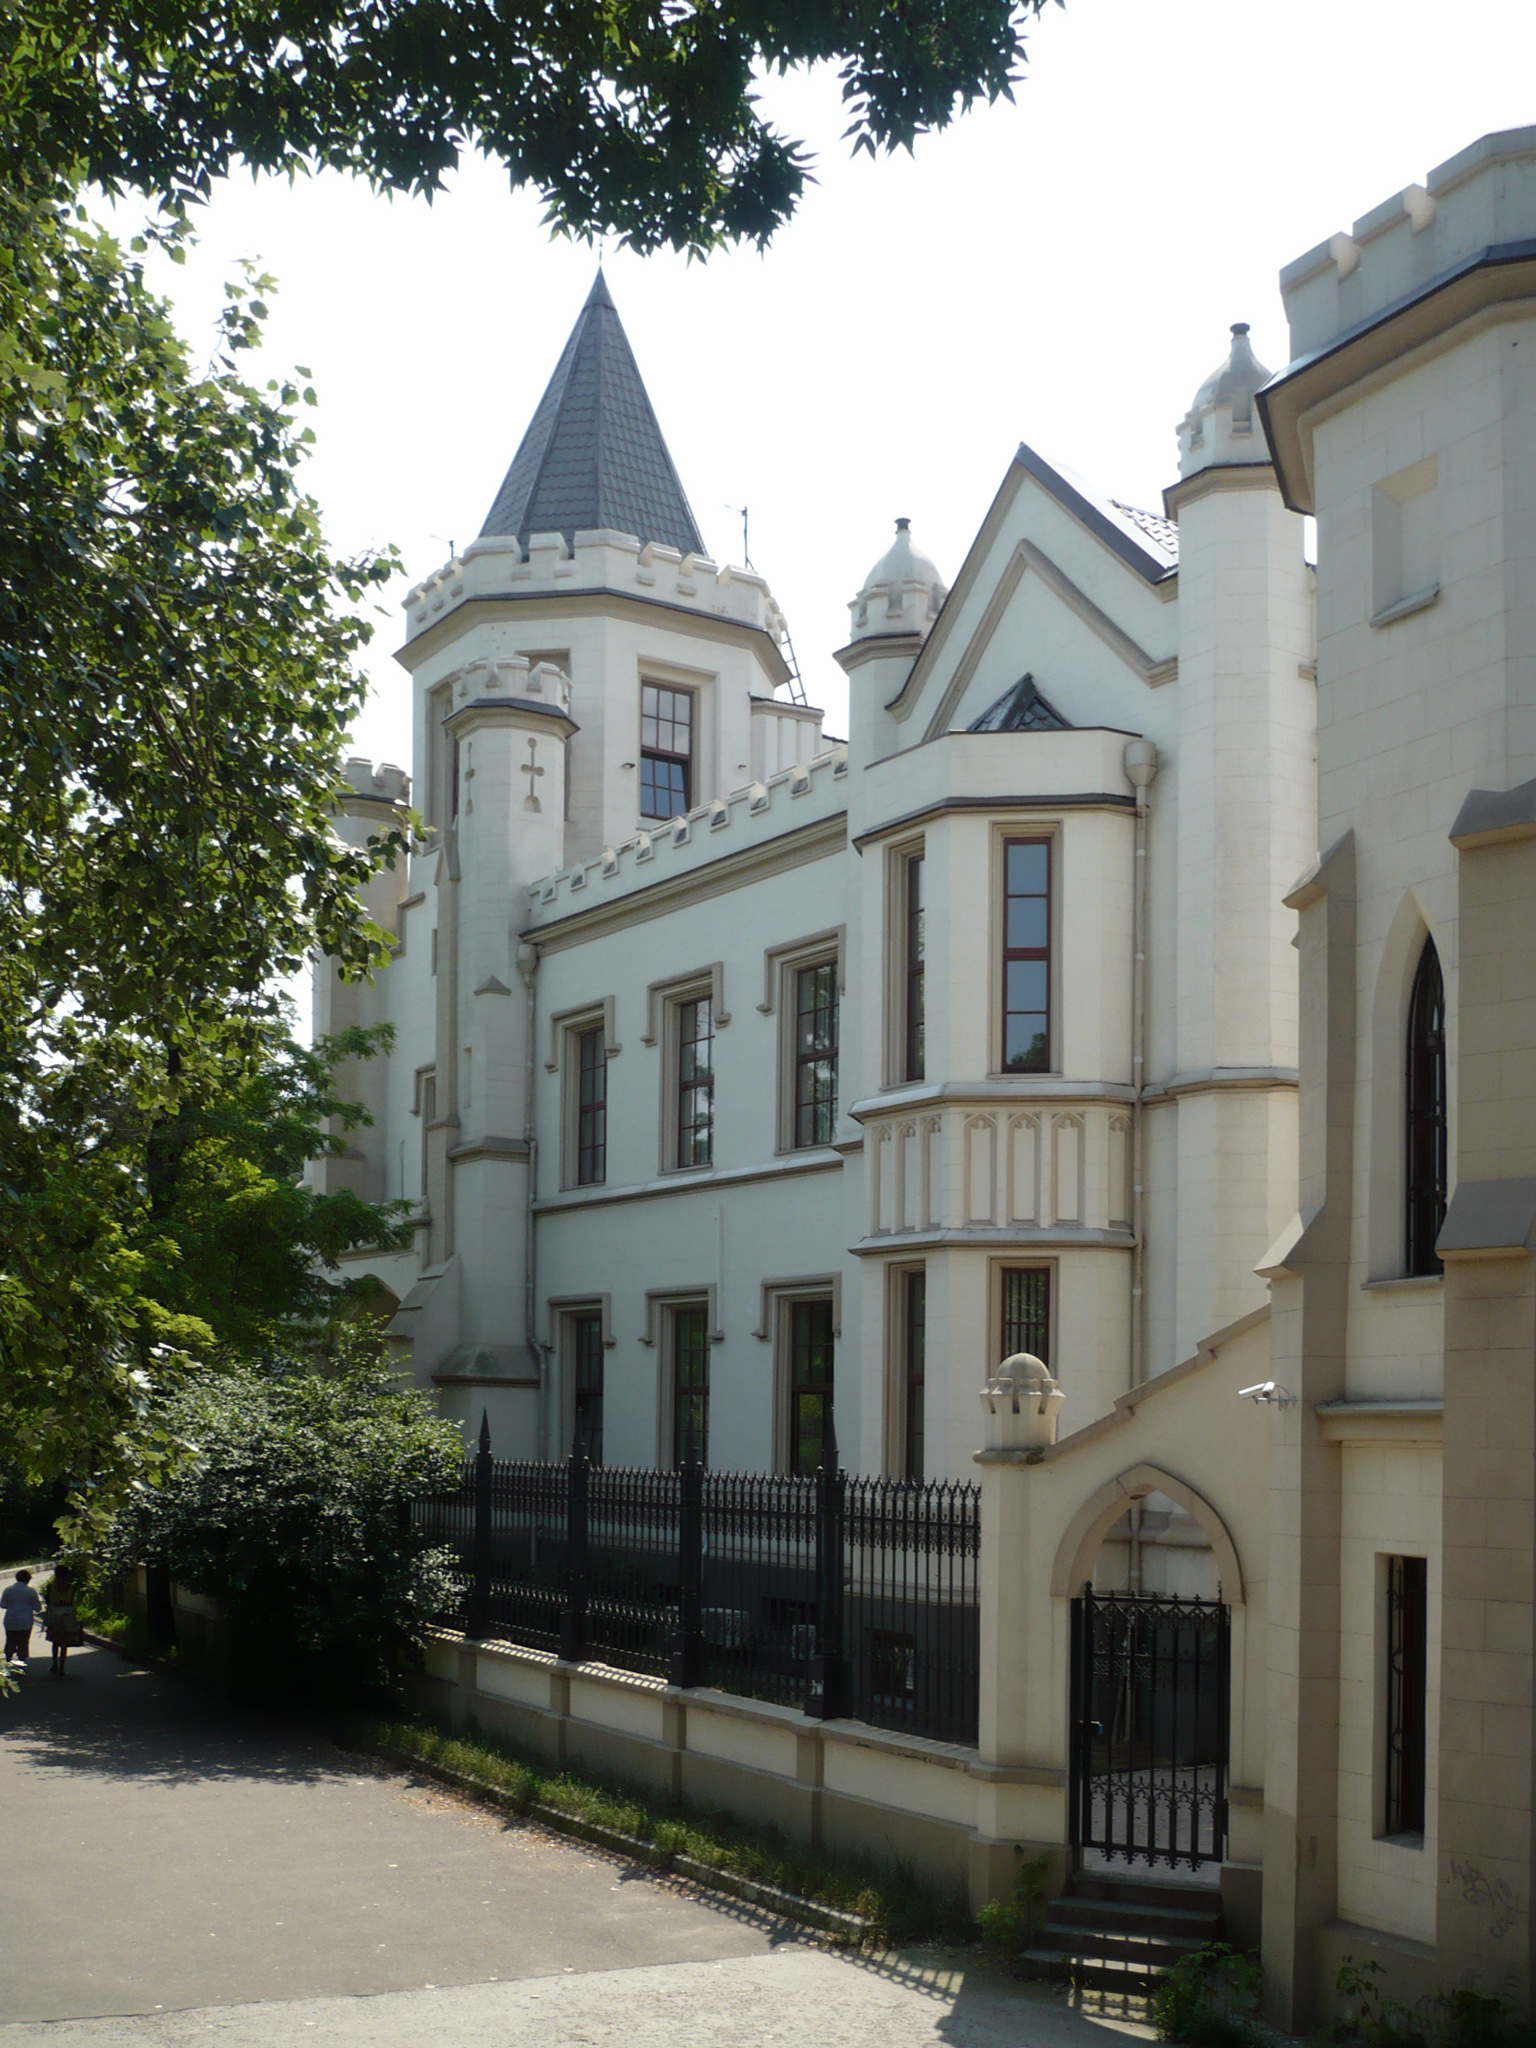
[[44, 1568, 85, 1678]]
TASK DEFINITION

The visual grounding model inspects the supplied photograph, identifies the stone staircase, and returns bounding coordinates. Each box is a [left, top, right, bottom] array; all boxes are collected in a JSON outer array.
[[1022, 1868, 1223, 1994]]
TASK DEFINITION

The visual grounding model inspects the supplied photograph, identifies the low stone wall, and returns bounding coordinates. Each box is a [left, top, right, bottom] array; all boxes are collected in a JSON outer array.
[[412, 1627, 1069, 1911]]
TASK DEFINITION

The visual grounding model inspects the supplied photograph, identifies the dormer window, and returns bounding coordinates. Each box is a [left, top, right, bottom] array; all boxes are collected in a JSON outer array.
[[640, 683, 693, 820]]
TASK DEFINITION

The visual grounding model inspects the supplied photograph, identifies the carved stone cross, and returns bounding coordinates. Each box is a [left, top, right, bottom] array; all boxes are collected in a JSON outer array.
[[522, 737, 544, 813]]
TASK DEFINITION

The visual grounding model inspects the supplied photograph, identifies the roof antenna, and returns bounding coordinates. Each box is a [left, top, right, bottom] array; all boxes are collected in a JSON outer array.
[[726, 503, 753, 569], [431, 532, 457, 561], [727, 504, 807, 707]]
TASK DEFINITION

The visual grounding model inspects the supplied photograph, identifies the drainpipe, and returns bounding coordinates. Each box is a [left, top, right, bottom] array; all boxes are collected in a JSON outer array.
[[1123, 739, 1158, 1388], [517, 940, 543, 1452]]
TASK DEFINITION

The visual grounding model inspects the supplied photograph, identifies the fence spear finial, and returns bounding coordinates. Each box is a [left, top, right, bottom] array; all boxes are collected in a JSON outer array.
[[478, 1410, 492, 1455]]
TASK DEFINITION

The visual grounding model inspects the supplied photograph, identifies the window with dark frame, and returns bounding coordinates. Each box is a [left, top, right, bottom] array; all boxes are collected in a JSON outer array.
[[789, 1298, 835, 1475], [672, 1304, 710, 1467], [1003, 837, 1051, 1072], [676, 995, 714, 1168], [1406, 938, 1447, 1276], [904, 852, 925, 1082], [1385, 1553, 1428, 1836], [904, 1269, 926, 1482], [575, 1025, 607, 1186], [794, 961, 839, 1148], [571, 1310, 604, 1463], [640, 683, 693, 820], [1001, 1266, 1050, 1364]]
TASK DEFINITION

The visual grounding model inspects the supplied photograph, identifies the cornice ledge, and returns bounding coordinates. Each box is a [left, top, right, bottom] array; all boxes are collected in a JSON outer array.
[[1161, 462, 1279, 518], [1450, 773, 1536, 850]]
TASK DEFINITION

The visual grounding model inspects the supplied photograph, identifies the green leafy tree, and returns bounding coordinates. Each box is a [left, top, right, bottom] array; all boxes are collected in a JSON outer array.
[[5, 0, 1053, 253], [136, 1023, 409, 1356], [0, 174, 407, 1492], [89, 1342, 463, 1698]]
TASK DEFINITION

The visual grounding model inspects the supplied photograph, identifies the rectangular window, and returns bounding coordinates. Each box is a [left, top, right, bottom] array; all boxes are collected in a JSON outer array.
[[794, 961, 839, 1148], [572, 1311, 604, 1464], [904, 852, 925, 1082], [904, 1270, 926, 1482], [575, 1025, 607, 1187], [789, 1298, 835, 1474], [640, 683, 693, 820], [1002, 838, 1051, 1072], [676, 996, 714, 1168], [672, 1304, 710, 1467], [1001, 1266, 1050, 1364], [1384, 1554, 1428, 1837]]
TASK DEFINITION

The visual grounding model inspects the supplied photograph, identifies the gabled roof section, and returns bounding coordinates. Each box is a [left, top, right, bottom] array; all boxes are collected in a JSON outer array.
[[1015, 443, 1178, 581], [968, 673, 1073, 732], [480, 271, 706, 556]]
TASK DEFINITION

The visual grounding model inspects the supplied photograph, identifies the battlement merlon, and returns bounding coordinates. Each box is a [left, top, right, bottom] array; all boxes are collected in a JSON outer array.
[[1277, 125, 1536, 360], [1262, 126, 1536, 513], [524, 741, 850, 928], [401, 529, 791, 657]]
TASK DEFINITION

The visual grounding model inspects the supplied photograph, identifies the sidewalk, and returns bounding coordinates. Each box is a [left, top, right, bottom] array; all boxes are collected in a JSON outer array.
[[0, 1632, 1150, 2046]]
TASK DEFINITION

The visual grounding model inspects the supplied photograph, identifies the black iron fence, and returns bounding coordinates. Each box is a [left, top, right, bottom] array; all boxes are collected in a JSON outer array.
[[414, 1423, 981, 1745]]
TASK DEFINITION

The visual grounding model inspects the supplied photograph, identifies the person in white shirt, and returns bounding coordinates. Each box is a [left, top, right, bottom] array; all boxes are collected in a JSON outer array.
[[2, 1571, 41, 1666]]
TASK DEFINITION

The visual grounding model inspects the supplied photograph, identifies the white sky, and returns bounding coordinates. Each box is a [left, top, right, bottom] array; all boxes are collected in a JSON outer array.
[[127, 0, 1536, 765]]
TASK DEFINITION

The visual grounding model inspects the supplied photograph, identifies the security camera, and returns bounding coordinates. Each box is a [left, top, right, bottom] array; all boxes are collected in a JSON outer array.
[[1238, 1380, 1295, 1409]]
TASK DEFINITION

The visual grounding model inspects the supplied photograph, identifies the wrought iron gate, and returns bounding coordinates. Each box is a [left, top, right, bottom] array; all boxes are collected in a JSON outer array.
[[1069, 1589, 1230, 1872]]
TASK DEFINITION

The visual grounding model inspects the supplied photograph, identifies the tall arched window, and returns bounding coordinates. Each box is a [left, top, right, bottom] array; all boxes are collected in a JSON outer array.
[[1405, 938, 1447, 1275]]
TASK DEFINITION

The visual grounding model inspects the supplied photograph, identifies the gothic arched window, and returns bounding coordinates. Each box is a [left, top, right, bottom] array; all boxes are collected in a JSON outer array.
[[1405, 938, 1447, 1275]]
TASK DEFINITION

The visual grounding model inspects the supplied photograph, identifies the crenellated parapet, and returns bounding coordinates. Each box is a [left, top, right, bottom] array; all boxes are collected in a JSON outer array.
[[524, 741, 849, 924], [403, 529, 788, 646]]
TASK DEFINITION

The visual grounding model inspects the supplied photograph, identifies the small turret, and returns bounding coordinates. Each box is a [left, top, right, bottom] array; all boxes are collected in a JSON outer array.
[[1176, 323, 1273, 477], [848, 518, 948, 641], [838, 518, 948, 771]]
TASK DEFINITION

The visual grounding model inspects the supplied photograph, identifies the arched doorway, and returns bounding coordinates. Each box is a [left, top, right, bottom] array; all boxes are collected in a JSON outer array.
[[1057, 1468, 1238, 1876]]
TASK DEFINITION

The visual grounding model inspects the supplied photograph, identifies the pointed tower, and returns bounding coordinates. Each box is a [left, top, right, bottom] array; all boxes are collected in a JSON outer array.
[[480, 272, 706, 558], [382, 273, 796, 1444]]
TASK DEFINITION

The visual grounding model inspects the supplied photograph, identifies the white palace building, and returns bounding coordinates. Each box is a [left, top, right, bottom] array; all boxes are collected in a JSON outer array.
[[319, 128, 1536, 2024]]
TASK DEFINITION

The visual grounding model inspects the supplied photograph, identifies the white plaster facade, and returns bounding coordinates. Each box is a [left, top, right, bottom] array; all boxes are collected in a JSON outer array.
[[318, 124, 1536, 2022], [318, 282, 1315, 1507]]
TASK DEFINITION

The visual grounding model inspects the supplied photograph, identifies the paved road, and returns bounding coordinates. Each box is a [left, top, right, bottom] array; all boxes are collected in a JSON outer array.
[[0, 1634, 1146, 2048]]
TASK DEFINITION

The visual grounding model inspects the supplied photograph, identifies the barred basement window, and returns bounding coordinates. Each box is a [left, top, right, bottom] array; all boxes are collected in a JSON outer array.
[[794, 961, 839, 1148], [1405, 938, 1447, 1275], [572, 1311, 604, 1464], [1001, 1267, 1050, 1364], [1384, 1554, 1427, 1837], [677, 996, 714, 1168], [575, 1025, 607, 1186], [640, 683, 693, 821], [672, 1304, 710, 1467]]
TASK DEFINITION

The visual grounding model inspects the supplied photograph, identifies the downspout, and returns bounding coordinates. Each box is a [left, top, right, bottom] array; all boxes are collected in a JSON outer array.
[[516, 940, 544, 1452], [1123, 739, 1158, 1387]]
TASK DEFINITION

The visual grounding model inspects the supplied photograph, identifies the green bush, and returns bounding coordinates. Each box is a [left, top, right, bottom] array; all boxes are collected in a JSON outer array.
[[1152, 1943, 1264, 2048], [1325, 1957, 1536, 2048], [89, 1342, 460, 1700]]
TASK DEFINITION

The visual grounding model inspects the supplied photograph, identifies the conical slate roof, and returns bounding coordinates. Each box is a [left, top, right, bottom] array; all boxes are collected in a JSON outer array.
[[480, 272, 706, 556]]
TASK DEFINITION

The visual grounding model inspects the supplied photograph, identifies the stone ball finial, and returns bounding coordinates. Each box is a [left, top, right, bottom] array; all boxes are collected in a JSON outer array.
[[980, 1352, 1065, 1452]]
